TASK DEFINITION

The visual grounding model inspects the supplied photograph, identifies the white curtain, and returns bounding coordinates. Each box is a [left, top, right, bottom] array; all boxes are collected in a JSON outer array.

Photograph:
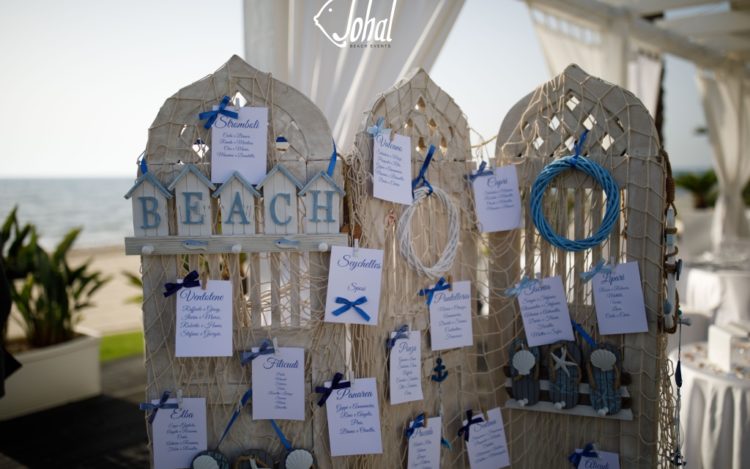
[[528, 5, 662, 118], [697, 68, 750, 248], [242, 0, 464, 150]]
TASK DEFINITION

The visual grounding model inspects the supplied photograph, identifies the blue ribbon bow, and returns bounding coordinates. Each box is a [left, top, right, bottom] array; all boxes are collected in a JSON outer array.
[[240, 339, 275, 365], [315, 372, 351, 406], [457, 410, 484, 441], [580, 259, 614, 283], [467, 161, 494, 181], [386, 324, 410, 349], [140, 391, 179, 424], [163, 270, 200, 297], [570, 130, 589, 168], [367, 116, 389, 138], [571, 321, 598, 349], [332, 296, 370, 322], [412, 145, 436, 195], [198, 95, 239, 129], [568, 442, 598, 467], [504, 276, 538, 297], [405, 413, 427, 439], [216, 388, 253, 449], [419, 277, 451, 306]]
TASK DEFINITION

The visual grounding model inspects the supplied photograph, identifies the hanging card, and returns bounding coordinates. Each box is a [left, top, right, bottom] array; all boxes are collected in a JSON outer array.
[[517, 276, 574, 347], [373, 133, 413, 205], [175, 280, 233, 357], [575, 449, 620, 469], [252, 347, 305, 421], [592, 262, 648, 335], [210, 106, 268, 184], [325, 377, 383, 456], [466, 408, 510, 469], [390, 331, 423, 405], [430, 280, 474, 351], [407, 415, 442, 469], [324, 245, 384, 326], [471, 165, 522, 233], [152, 397, 207, 469]]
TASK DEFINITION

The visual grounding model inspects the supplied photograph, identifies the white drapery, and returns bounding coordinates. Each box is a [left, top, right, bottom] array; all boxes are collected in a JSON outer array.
[[698, 68, 750, 248], [528, 5, 662, 118], [242, 0, 464, 150]]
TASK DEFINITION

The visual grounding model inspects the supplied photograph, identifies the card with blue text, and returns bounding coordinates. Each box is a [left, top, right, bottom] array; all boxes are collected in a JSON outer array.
[[516, 276, 574, 347], [471, 165, 522, 233], [407, 415, 442, 469], [175, 280, 233, 357], [390, 331, 423, 405], [466, 407, 510, 469], [252, 347, 305, 420], [152, 397, 207, 469], [325, 377, 383, 457], [575, 449, 620, 469], [210, 106, 268, 185], [429, 280, 474, 351], [592, 262, 648, 335], [373, 133, 413, 205], [324, 246, 384, 326]]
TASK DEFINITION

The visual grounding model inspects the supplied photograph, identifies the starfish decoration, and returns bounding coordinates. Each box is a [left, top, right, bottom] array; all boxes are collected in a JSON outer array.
[[551, 346, 577, 377]]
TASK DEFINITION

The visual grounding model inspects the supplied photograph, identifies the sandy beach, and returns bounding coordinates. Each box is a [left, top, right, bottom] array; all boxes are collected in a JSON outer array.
[[6, 245, 142, 339]]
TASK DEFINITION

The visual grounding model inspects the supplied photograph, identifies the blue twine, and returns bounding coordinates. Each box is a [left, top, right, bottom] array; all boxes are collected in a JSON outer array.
[[163, 270, 200, 297], [140, 390, 179, 424], [216, 388, 253, 449], [570, 130, 589, 168], [240, 338, 275, 365], [327, 140, 337, 176], [675, 360, 682, 388], [529, 132, 619, 252], [270, 419, 294, 452], [332, 296, 370, 322], [386, 324, 410, 349], [441, 437, 452, 449], [404, 413, 427, 439], [580, 259, 614, 283], [467, 161, 494, 181], [571, 321, 597, 349], [412, 145, 436, 196], [419, 277, 451, 306], [568, 442, 598, 467]]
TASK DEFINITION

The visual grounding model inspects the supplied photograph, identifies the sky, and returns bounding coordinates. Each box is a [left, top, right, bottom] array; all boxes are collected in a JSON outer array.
[[0, 0, 712, 178]]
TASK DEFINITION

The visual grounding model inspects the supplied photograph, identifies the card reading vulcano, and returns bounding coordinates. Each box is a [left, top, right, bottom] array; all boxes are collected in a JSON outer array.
[[325, 245, 384, 326], [175, 280, 233, 357]]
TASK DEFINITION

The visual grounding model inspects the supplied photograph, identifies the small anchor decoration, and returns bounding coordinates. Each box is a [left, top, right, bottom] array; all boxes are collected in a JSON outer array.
[[431, 357, 448, 382]]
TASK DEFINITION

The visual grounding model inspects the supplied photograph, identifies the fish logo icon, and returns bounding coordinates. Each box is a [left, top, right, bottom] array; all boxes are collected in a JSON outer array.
[[314, 0, 396, 49], [314, 0, 348, 48]]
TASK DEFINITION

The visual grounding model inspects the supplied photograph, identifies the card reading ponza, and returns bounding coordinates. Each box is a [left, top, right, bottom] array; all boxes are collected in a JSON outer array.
[[407, 415, 442, 469], [324, 245, 384, 326], [210, 106, 268, 184], [471, 165, 522, 232], [466, 407, 510, 469], [325, 377, 383, 456], [373, 133, 413, 205], [517, 276, 574, 347], [390, 331, 423, 405], [152, 397, 207, 469], [429, 280, 474, 351], [592, 262, 648, 335], [175, 280, 233, 357], [252, 347, 305, 420]]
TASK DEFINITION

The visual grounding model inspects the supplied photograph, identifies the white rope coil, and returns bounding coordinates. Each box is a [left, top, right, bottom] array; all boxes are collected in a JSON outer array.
[[397, 185, 460, 279]]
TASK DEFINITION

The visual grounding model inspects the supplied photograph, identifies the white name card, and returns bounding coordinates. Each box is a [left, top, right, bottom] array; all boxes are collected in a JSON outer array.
[[211, 106, 268, 185], [517, 276, 574, 347], [325, 246, 384, 326], [373, 133, 413, 205], [390, 331, 423, 405], [576, 449, 620, 469], [152, 397, 207, 469], [430, 280, 474, 351], [407, 415, 442, 469], [471, 165, 522, 233], [466, 408, 510, 469], [592, 262, 648, 335], [252, 347, 305, 421], [326, 377, 383, 457], [175, 280, 233, 357]]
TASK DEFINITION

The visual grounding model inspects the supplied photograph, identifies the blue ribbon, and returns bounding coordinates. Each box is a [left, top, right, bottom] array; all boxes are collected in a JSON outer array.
[[568, 442, 598, 467], [270, 419, 294, 452], [163, 270, 200, 297], [386, 324, 410, 349], [419, 277, 451, 306], [367, 116, 388, 138], [570, 130, 589, 168], [405, 413, 427, 439], [240, 338, 275, 365], [675, 360, 682, 388], [457, 410, 484, 441], [441, 437, 452, 449], [412, 145, 436, 195], [216, 388, 253, 449], [675, 258, 683, 281], [140, 391, 179, 424], [198, 95, 239, 129], [467, 161, 494, 181], [138, 152, 148, 175], [580, 259, 614, 283], [332, 296, 370, 321], [504, 276, 538, 297], [571, 321, 597, 349], [327, 140, 337, 177], [315, 372, 351, 406]]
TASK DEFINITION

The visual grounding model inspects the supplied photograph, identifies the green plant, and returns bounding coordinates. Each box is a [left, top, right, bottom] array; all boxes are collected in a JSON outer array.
[[121, 270, 143, 305], [674, 170, 718, 209], [1, 207, 109, 348]]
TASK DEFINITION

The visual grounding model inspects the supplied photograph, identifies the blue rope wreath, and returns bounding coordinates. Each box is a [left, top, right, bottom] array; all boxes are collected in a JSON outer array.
[[529, 131, 620, 252]]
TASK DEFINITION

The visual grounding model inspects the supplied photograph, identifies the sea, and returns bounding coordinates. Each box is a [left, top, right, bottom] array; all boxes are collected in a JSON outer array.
[[0, 178, 135, 250]]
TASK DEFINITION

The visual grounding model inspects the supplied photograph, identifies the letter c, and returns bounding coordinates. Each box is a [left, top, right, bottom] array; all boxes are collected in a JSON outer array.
[[270, 193, 292, 225]]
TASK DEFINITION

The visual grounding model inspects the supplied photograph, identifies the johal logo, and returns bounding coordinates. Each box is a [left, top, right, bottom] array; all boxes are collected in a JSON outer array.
[[314, 0, 397, 48]]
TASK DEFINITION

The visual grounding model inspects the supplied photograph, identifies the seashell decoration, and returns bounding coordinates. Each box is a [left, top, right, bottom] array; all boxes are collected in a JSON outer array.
[[192, 454, 220, 469], [283, 449, 314, 469], [590, 349, 617, 371], [512, 349, 536, 375]]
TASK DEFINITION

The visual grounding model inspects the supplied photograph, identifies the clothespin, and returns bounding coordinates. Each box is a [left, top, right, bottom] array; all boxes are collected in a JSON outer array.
[[347, 369, 356, 388], [353, 238, 360, 258], [175, 389, 183, 408], [446, 275, 453, 291], [200, 270, 209, 290], [272, 337, 280, 356]]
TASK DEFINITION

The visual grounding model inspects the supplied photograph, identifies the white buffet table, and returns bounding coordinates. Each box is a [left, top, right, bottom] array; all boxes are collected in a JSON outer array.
[[678, 262, 750, 326], [671, 342, 750, 469]]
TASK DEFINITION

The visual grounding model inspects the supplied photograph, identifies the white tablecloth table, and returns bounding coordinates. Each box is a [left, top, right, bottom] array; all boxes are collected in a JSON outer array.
[[678, 264, 750, 326], [671, 342, 750, 469]]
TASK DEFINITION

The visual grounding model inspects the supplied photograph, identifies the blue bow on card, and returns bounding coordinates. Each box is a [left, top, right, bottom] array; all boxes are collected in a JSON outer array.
[[503, 276, 539, 297], [568, 442, 598, 467], [419, 277, 451, 306], [405, 413, 427, 439], [367, 116, 389, 138], [240, 338, 275, 365], [198, 95, 239, 129], [140, 391, 179, 424], [457, 410, 484, 441], [580, 259, 614, 283], [386, 324, 410, 349], [467, 161, 494, 181], [332, 296, 370, 322], [315, 372, 351, 406], [163, 271, 200, 297]]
